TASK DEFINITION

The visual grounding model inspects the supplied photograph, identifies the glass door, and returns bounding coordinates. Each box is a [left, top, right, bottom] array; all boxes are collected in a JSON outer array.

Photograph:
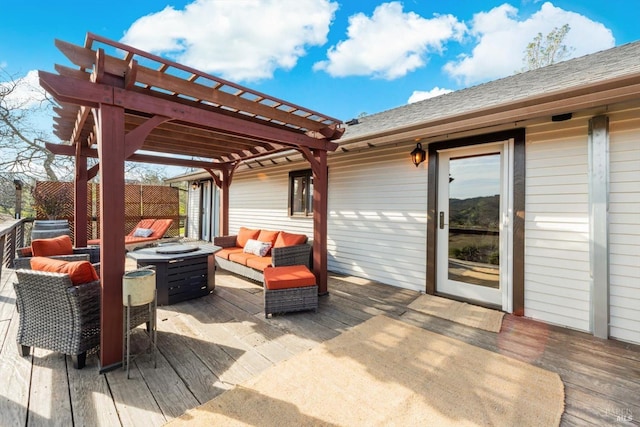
[[436, 143, 509, 306]]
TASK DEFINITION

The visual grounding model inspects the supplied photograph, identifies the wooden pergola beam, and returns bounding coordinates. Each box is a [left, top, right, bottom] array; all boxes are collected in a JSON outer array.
[[39, 72, 339, 153]]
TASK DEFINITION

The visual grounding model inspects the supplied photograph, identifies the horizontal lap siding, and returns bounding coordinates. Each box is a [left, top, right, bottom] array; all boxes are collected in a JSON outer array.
[[525, 121, 591, 331], [327, 145, 428, 292], [608, 111, 640, 344], [228, 145, 428, 292], [229, 165, 313, 238], [187, 188, 200, 239]]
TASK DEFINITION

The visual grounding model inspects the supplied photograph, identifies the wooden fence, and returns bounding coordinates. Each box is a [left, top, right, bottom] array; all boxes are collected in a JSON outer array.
[[34, 182, 181, 240]]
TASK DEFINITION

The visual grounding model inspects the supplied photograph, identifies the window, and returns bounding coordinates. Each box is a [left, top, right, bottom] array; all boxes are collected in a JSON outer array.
[[289, 169, 313, 216]]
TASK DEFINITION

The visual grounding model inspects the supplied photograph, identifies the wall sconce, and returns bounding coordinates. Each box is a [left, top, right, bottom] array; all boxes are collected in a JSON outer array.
[[410, 143, 426, 167], [191, 181, 200, 190]]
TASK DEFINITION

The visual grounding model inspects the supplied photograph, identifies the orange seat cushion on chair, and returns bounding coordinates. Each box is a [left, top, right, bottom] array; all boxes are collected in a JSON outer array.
[[126, 218, 157, 237], [31, 235, 74, 257], [263, 266, 316, 290], [30, 256, 99, 285]]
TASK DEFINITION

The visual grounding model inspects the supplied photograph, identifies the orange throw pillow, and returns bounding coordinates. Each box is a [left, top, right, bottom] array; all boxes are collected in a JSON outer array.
[[257, 229, 280, 253], [274, 231, 308, 248], [236, 227, 260, 248], [30, 257, 99, 285], [31, 235, 73, 257]]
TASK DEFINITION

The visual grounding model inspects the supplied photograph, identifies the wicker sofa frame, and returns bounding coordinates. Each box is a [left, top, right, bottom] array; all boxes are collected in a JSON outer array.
[[14, 262, 150, 369], [213, 234, 312, 283]]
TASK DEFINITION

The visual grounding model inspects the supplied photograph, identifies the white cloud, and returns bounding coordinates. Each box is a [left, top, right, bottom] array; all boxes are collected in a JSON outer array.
[[1, 70, 48, 110], [314, 1, 466, 79], [408, 87, 453, 103], [443, 2, 615, 85], [120, 0, 338, 82]]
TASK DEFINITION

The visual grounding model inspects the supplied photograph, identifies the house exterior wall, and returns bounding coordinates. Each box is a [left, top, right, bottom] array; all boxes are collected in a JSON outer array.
[[229, 164, 314, 237], [326, 144, 428, 292], [608, 109, 640, 343], [524, 119, 592, 332], [187, 185, 200, 239], [216, 109, 638, 344]]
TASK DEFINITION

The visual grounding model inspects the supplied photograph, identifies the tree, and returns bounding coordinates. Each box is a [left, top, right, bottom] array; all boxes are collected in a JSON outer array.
[[0, 68, 74, 182], [522, 24, 573, 71]]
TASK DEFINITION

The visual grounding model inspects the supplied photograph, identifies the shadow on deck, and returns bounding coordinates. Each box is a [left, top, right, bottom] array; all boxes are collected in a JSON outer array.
[[1, 265, 638, 426]]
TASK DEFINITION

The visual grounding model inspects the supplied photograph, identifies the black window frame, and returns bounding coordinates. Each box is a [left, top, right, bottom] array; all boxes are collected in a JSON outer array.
[[288, 169, 313, 217]]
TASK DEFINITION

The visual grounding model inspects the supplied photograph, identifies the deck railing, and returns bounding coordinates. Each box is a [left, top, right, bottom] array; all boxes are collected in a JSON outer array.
[[0, 218, 29, 276]]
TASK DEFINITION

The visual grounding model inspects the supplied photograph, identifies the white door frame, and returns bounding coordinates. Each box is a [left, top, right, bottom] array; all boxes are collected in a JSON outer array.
[[436, 140, 514, 311]]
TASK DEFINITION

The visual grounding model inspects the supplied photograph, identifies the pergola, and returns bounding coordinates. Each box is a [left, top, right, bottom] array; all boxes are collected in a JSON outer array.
[[38, 33, 343, 371]]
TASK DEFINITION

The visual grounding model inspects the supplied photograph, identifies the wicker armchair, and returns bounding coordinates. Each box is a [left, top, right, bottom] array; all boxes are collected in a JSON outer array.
[[14, 269, 101, 369], [14, 246, 100, 268], [13, 263, 150, 369]]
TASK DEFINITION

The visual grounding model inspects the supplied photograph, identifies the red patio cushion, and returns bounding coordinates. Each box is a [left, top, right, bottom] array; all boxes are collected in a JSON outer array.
[[257, 229, 280, 247], [236, 227, 260, 248], [274, 231, 307, 248], [215, 247, 243, 260], [30, 256, 99, 285], [246, 256, 273, 271], [31, 235, 74, 257], [229, 252, 259, 266], [263, 265, 316, 290]]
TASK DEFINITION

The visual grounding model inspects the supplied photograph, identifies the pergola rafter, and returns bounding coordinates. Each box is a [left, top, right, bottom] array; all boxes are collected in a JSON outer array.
[[39, 33, 343, 372]]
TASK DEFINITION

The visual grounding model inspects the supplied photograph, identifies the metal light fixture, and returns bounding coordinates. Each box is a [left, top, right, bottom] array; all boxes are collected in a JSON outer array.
[[410, 142, 426, 167], [191, 181, 200, 190]]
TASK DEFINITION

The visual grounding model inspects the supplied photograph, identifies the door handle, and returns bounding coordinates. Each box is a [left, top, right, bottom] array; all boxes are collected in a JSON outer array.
[[439, 211, 445, 229]]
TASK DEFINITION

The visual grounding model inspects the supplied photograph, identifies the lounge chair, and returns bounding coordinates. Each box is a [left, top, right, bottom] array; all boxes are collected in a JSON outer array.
[[88, 219, 174, 251]]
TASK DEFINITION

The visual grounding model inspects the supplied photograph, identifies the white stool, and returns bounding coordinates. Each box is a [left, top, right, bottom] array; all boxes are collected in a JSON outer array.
[[122, 268, 157, 379]]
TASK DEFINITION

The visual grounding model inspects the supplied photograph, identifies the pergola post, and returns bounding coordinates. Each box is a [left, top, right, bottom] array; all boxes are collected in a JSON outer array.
[[96, 103, 126, 371], [312, 149, 329, 295], [220, 167, 231, 237], [74, 142, 88, 247]]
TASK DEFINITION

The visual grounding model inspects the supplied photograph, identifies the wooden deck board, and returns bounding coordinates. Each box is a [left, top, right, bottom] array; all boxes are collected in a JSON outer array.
[[1, 265, 639, 426]]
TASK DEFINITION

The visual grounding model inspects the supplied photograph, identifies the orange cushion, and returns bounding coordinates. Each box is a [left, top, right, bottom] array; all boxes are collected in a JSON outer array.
[[215, 247, 243, 260], [257, 229, 280, 247], [30, 257, 99, 285], [246, 256, 273, 271], [263, 266, 316, 290], [228, 252, 259, 266], [236, 227, 260, 248], [274, 231, 308, 248], [150, 219, 173, 237], [31, 235, 74, 257], [127, 219, 156, 237]]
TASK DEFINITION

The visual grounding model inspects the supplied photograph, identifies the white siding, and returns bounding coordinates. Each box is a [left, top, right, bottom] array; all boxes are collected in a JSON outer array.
[[524, 120, 591, 331], [608, 111, 640, 344], [327, 144, 427, 292], [229, 143, 428, 292], [187, 186, 200, 238], [230, 165, 314, 237]]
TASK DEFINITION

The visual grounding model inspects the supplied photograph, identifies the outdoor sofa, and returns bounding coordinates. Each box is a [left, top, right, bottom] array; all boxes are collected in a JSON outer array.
[[214, 227, 312, 283]]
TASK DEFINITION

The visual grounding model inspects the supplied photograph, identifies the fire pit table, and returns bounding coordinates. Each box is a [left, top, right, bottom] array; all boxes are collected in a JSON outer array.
[[126, 244, 221, 305]]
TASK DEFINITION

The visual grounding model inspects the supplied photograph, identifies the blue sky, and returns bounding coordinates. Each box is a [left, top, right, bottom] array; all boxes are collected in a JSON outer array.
[[1, 0, 638, 135]]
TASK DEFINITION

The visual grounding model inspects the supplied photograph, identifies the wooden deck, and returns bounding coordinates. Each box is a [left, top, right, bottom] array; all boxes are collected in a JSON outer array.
[[1, 265, 639, 426]]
